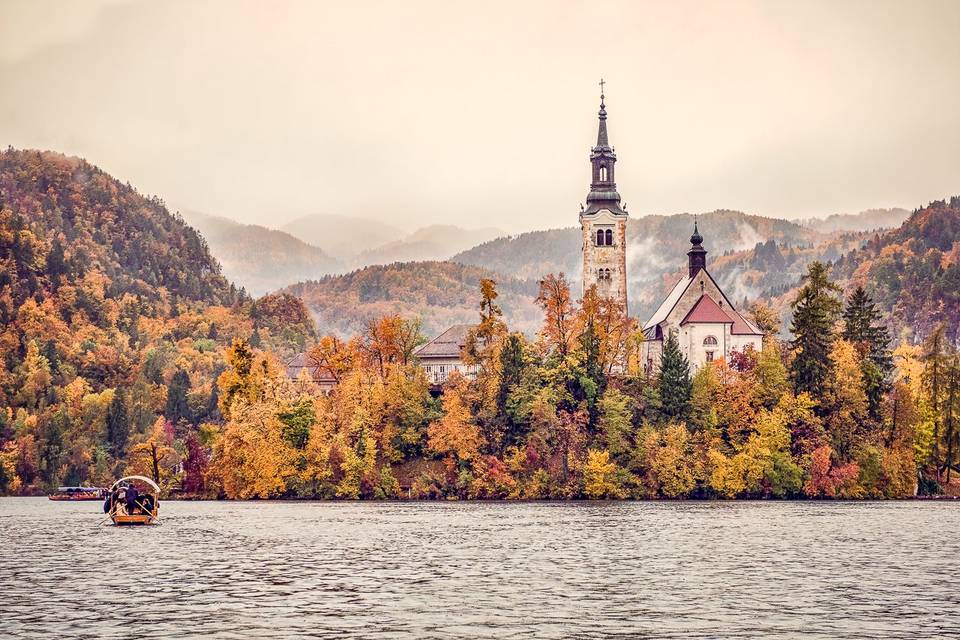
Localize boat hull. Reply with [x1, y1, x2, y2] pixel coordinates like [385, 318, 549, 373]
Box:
[111, 513, 157, 526]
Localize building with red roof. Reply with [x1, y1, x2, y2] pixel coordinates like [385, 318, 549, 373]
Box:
[640, 222, 764, 373]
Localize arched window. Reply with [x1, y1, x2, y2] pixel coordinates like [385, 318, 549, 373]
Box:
[604, 229, 613, 245]
[600, 165, 608, 181]
[703, 335, 718, 346]
[597, 268, 604, 280]
[605, 268, 611, 280]
[596, 229, 604, 246]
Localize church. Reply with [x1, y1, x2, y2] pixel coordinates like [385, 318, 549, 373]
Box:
[638, 223, 764, 374]
[579, 85, 763, 374]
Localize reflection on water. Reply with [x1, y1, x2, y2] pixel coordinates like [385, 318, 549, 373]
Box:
[2, 498, 959, 638]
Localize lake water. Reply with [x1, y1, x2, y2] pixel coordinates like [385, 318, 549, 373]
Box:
[2, 498, 959, 639]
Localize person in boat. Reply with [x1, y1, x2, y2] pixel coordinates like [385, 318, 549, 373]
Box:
[126, 485, 140, 514]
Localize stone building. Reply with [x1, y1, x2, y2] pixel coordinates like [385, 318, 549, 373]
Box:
[414, 324, 479, 385]
[284, 351, 338, 395]
[640, 223, 763, 373]
[580, 86, 628, 314]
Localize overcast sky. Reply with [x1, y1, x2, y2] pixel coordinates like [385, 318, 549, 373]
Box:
[1, 0, 958, 232]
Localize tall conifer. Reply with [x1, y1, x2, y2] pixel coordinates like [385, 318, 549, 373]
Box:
[842, 286, 893, 421]
[790, 262, 842, 398]
[658, 333, 692, 420]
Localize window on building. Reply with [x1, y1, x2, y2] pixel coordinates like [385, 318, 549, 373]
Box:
[703, 335, 718, 346]
[596, 229, 604, 246]
[706, 351, 715, 362]
[600, 166, 607, 181]
[604, 268, 611, 280]
[604, 229, 613, 245]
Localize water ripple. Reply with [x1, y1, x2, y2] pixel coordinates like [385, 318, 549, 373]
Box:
[2, 499, 959, 638]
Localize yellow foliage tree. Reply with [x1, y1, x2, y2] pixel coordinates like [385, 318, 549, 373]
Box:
[583, 449, 627, 499]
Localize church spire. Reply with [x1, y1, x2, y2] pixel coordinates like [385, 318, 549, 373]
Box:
[687, 218, 707, 277]
[596, 79, 609, 148]
[584, 79, 623, 216]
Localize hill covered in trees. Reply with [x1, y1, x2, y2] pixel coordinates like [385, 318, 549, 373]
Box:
[0, 149, 314, 494]
[283, 261, 541, 337]
[751, 199, 960, 345]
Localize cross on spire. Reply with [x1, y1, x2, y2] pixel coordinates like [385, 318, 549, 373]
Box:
[599, 78, 606, 100]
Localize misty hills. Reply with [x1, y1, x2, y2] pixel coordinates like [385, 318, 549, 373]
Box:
[181, 210, 341, 297]
[356, 224, 504, 266]
[282, 262, 541, 337]
[799, 208, 911, 234]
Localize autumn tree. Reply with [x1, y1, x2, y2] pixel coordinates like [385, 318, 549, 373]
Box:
[536, 273, 575, 356]
[427, 373, 481, 465]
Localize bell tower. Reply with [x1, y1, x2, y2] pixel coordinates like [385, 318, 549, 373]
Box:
[580, 80, 628, 314]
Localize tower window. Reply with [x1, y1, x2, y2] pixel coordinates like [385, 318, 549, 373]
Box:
[605, 268, 611, 280]
[600, 166, 608, 181]
[605, 229, 613, 245]
[596, 229, 604, 246]
[706, 351, 715, 362]
[703, 335, 718, 346]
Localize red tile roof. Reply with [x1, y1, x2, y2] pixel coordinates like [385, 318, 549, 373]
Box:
[727, 308, 762, 335]
[681, 295, 734, 325]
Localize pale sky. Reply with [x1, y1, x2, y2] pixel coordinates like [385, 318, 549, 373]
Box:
[1, 0, 958, 232]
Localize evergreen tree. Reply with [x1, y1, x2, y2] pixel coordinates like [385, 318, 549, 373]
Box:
[496, 333, 526, 450]
[922, 324, 951, 470]
[789, 262, 842, 398]
[842, 286, 893, 421]
[106, 388, 130, 457]
[165, 368, 192, 425]
[658, 333, 692, 420]
[249, 328, 262, 349]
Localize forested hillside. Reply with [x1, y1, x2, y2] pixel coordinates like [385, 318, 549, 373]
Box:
[0, 149, 314, 493]
[284, 261, 541, 337]
[831, 199, 960, 343]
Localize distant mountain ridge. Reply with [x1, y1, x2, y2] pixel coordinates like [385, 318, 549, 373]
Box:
[282, 261, 541, 337]
[181, 210, 340, 296]
[281, 213, 405, 260]
[356, 224, 504, 268]
[799, 208, 911, 234]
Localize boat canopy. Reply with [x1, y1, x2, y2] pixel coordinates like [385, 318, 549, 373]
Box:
[110, 475, 161, 493]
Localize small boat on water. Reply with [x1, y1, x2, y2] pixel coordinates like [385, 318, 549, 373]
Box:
[49, 486, 108, 501]
[104, 476, 160, 526]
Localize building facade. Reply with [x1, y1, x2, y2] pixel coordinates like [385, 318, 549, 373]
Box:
[284, 351, 338, 395]
[641, 223, 763, 373]
[580, 88, 628, 314]
[414, 324, 479, 385]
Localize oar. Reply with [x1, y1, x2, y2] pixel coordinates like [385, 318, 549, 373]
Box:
[134, 499, 160, 524]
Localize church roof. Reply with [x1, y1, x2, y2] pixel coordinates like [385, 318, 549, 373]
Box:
[727, 308, 763, 336]
[681, 295, 734, 325]
[643, 275, 692, 331]
[414, 324, 474, 359]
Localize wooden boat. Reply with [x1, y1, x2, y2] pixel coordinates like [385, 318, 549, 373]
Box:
[104, 476, 160, 526]
[49, 486, 107, 501]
